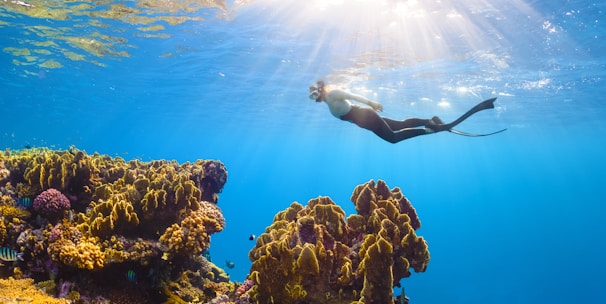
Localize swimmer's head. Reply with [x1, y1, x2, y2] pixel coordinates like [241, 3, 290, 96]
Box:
[309, 80, 326, 102]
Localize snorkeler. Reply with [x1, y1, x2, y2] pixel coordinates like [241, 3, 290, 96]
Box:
[309, 80, 506, 143]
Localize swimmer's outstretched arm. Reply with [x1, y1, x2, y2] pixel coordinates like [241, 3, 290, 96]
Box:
[331, 89, 383, 112]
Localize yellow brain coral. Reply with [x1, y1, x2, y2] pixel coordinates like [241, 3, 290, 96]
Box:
[248, 179, 430, 304]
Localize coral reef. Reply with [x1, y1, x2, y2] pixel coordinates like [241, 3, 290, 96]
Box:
[0, 147, 430, 303]
[248, 179, 430, 304]
[0, 147, 231, 303]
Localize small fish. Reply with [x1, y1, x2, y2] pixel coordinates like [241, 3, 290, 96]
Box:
[67, 210, 75, 222]
[126, 270, 136, 282]
[201, 249, 211, 262]
[249, 234, 256, 241]
[399, 287, 409, 304]
[18, 197, 32, 208]
[225, 260, 235, 269]
[0, 247, 24, 262]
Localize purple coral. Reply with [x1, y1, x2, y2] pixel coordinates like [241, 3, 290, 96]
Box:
[235, 279, 254, 304]
[33, 188, 70, 218]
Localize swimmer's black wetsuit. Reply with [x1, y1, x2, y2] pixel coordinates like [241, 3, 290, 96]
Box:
[339, 98, 499, 143]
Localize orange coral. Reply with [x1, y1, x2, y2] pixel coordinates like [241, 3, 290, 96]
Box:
[159, 201, 225, 255]
[48, 237, 105, 270]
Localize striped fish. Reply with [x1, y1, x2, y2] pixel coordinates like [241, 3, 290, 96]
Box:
[126, 270, 136, 282]
[18, 197, 32, 208]
[0, 247, 24, 262]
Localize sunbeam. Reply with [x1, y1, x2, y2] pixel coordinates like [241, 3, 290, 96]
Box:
[244, 0, 544, 91]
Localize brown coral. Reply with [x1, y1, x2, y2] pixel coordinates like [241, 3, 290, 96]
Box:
[359, 225, 394, 303]
[248, 179, 430, 304]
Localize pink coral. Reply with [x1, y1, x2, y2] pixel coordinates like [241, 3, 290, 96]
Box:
[33, 188, 70, 218]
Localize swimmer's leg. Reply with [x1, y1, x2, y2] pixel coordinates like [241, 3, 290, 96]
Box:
[349, 107, 428, 143]
[382, 117, 428, 130]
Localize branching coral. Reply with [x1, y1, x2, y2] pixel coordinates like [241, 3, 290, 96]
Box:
[48, 237, 105, 270]
[159, 201, 225, 255]
[248, 179, 430, 304]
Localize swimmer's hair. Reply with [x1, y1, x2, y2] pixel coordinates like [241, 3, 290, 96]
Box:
[316, 80, 325, 92]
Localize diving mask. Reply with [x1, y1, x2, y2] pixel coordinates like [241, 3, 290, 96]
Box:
[309, 89, 320, 100]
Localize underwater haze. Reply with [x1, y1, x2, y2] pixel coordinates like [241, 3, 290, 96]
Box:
[1, 0, 606, 303]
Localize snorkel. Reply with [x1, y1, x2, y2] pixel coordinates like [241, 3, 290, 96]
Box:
[309, 80, 325, 102]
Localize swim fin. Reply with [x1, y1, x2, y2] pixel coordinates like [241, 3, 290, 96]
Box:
[448, 128, 507, 137]
[432, 97, 498, 132]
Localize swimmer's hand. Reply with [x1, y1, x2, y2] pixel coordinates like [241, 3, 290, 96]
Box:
[370, 101, 383, 112]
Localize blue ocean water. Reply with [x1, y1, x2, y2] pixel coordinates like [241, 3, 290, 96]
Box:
[1, 0, 605, 303]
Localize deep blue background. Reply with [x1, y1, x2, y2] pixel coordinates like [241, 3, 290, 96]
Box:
[1, 0, 605, 303]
